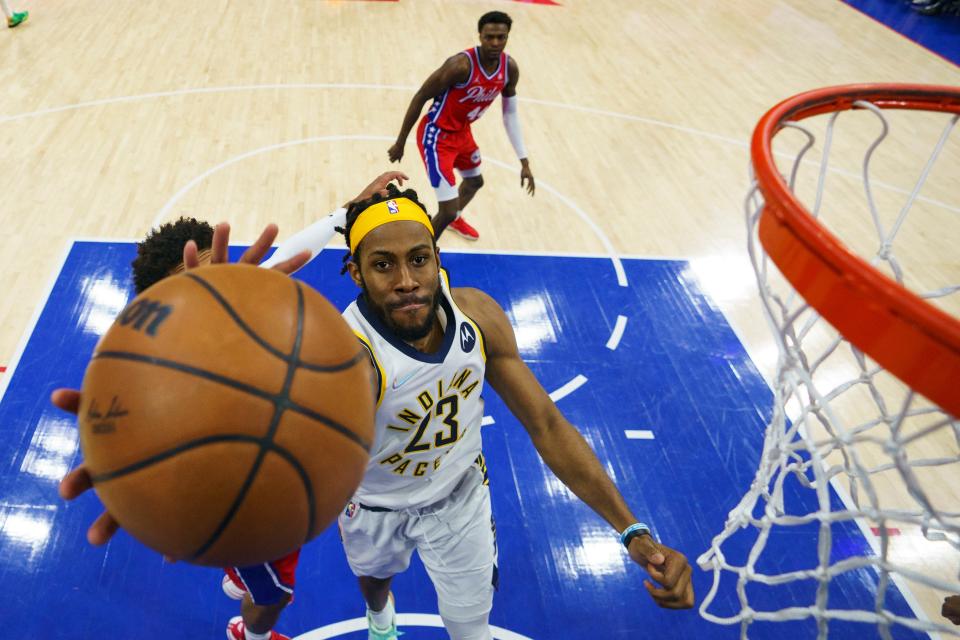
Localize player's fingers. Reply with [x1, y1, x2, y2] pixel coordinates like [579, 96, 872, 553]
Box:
[268, 250, 311, 275]
[59, 464, 93, 500]
[633, 535, 666, 567]
[182, 240, 199, 270]
[239, 224, 278, 265]
[87, 511, 120, 546]
[644, 564, 694, 608]
[660, 551, 690, 589]
[50, 388, 81, 414]
[210, 222, 231, 264]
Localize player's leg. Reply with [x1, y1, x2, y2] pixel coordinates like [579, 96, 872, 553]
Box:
[339, 505, 415, 639]
[416, 118, 471, 240]
[447, 131, 484, 240]
[457, 173, 484, 212]
[359, 576, 400, 638]
[416, 465, 497, 640]
[224, 549, 299, 640]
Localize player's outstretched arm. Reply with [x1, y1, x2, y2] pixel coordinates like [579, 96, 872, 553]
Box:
[456, 287, 693, 609]
[501, 57, 534, 196]
[258, 171, 410, 271]
[388, 55, 471, 163]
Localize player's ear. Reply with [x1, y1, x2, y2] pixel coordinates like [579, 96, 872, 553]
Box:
[347, 260, 363, 289]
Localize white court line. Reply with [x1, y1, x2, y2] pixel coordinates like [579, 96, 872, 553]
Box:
[549, 375, 588, 403]
[150, 136, 629, 288]
[295, 613, 531, 640]
[624, 430, 655, 440]
[149, 134, 391, 229]
[150, 134, 629, 355]
[483, 156, 628, 287]
[606, 315, 628, 350]
[0, 240, 76, 405]
[3, 82, 955, 214]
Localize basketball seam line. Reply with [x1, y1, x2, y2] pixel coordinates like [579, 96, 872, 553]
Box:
[91, 351, 370, 451]
[90, 434, 281, 482]
[184, 272, 362, 373]
[188, 282, 314, 561]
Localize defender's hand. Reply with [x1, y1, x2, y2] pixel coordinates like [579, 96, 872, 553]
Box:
[54, 389, 121, 547]
[520, 162, 535, 196]
[346, 171, 409, 208]
[387, 142, 405, 163]
[182, 223, 310, 275]
[628, 534, 695, 609]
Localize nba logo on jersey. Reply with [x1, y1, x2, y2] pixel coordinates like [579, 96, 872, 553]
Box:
[459, 322, 477, 353]
[387, 200, 399, 214]
[344, 501, 358, 518]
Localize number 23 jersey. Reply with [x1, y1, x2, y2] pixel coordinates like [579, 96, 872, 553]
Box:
[341, 269, 487, 510]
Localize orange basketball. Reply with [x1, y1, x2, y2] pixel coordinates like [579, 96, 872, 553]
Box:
[78, 264, 374, 567]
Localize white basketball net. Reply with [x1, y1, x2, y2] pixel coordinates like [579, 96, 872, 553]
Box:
[696, 99, 960, 638]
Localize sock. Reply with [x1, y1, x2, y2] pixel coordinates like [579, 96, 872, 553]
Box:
[368, 594, 395, 629]
[0, 0, 12, 19]
[244, 626, 271, 640]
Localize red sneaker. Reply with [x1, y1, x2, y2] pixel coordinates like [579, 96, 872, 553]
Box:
[448, 216, 479, 240]
[222, 574, 246, 601]
[226, 616, 290, 640]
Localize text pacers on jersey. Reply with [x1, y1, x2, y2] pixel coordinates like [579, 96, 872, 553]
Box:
[379, 366, 480, 477]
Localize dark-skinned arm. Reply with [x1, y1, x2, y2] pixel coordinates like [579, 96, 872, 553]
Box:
[501, 57, 534, 195]
[455, 287, 694, 609]
[388, 54, 471, 163]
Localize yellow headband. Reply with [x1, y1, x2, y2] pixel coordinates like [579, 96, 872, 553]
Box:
[349, 197, 434, 254]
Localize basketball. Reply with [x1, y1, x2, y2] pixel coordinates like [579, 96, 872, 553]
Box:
[77, 264, 375, 567]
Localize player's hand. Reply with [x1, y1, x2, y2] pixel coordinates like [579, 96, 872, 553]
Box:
[181, 223, 310, 275]
[944, 595, 960, 625]
[55, 388, 177, 561]
[345, 171, 409, 208]
[520, 160, 535, 196]
[388, 141, 405, 163]
[53, 389, 121, 547]
[628, 534, 695, 609]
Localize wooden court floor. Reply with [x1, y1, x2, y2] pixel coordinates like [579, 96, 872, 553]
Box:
[1, 0, 957, 631]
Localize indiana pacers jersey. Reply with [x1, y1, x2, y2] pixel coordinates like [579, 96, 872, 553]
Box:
[426, 47, 509, 132]
[341, 269, 487, 510]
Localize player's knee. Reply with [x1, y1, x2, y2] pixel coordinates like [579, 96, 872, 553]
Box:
[464, 175, 484, 191]
[441, 612, 493, 640]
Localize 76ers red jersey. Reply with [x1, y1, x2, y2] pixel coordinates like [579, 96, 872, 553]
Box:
[426, 47, 508, 132]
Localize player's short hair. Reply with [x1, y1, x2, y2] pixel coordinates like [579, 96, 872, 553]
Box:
[131, 217, 214, 293]
[478, 11, 512, 32]
[336, 184, 432, 275]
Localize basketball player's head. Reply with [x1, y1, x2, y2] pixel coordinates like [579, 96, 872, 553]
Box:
[131, 217, 214, 293]
[338, 185, 441, 343]
[477, 11, 511, 61]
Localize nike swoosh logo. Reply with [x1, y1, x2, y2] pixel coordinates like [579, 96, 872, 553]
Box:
[392, 368, 422, 389]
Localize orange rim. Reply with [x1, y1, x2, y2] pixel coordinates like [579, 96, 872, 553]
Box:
[753, 84, 960, 418]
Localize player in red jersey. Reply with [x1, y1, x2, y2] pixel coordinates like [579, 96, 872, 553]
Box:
[388, 11, 534, 241]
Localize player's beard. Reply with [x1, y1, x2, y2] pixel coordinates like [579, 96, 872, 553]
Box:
[363, 283, 443, 343]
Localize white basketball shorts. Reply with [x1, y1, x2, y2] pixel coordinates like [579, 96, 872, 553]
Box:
[337, 465, 498, 622]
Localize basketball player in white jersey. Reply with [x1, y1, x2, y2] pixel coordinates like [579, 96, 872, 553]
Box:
[328, 184, 693, 639]
[57, 174, 694, 640]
